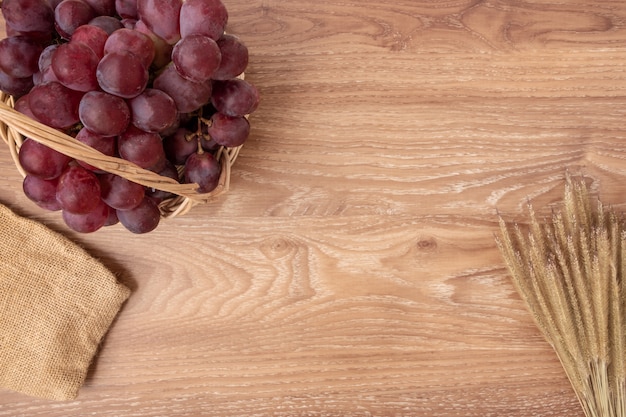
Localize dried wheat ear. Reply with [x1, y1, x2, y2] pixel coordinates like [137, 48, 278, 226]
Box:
[497, 175, 626, 417]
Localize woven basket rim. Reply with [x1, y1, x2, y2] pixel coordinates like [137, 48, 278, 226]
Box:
[0, 92, 242, 218]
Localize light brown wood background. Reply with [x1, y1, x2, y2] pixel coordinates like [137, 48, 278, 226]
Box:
[2, 0, 626, 415]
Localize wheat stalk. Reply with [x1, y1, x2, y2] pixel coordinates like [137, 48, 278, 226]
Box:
[496, 174, 626, 417]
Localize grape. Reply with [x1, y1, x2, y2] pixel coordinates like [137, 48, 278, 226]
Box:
[128, 88, 177, 133]
[56, 165, 102, 214]
[104, 207, 119, 226]
[184, 151, 220, 193]
[200, 135, 220, 152]
[38, 44, 57, 72]
[159, 114, 180, 138]
[213, 34, 248, 80]
[99, 173, 145, 210]
[23, 175, 62, 211]
[18, 138, 72, 179]
[1, 0, 54, 34]
[70, 24, 108, 58]
[153, 64, 212, 113]
[35, 44, 59, 84]
[211, 78, 259, 117]
[88, 15, 124, 34]
[14, 94, 38, 119]
[104, 28, 155, 69]
[0, 36, 43, 78]
[33, 66, 59, 85]
[145, 160, 178, 201]
[28, 81, 83, 128]
[207, 112, 249, 147]
[4, 24, 54, 44]
[45, 0, 64, 10]
[54, 0, 96, 39]
[116, 0, 137, 19]
[62, 198, 110, 232]
[0, 69, 33, 97]
[179, 0, 227, 41]
[118, 125, 166, 170]
[172, 34, 221, 82]
[116, 196, 160, 234]
[137, 0, 181, 44]
[82, 0, 115, 17]
[134, 19, 173, 69]
[75, 127, 117, 171]
[79, 91, 130, 136]
[163, 127, 199, 165]
[96, 50, 149, 98]
[51, 41, 99, 92]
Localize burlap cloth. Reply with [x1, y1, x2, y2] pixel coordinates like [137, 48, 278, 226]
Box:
[0, 203, 130, 401]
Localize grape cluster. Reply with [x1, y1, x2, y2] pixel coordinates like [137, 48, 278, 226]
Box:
[0, 0, 259, 234]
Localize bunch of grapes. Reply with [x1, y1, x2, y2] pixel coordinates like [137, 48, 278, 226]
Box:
[0, 0, 259, 234]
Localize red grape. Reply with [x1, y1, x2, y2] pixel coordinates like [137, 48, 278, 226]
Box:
[45, 0, 64, 10]
[96, 50, 149, 98]
[115, 0, 137, 19]
[127, 88, 178, 133]
[28, 81, 83, 128]
[118, 125, 166, 170]
[163, 127, 199, 165]
[38, 44, 57, 72]
[79, 91, 130, 136]
[207, 112, 250, 147]
[104, 207, 119, 226]
[56, 165, 102, 214]
[116, 196, 161, 234]
[62, 198, 110, 232]
[51, 41, 99, 92]
[179, 0, 227, 41]
[153, 63, 212, 113]
[137, 0, 181, 44]
[23, 174, 62, 211]
[1, 0, 54, 34]
[75, 127, 117, 171]
[99, 172, 145, 210]
[172, 34, 221, 82]
[104, 28, 155, 69]
[145, 160, 178, 201]
[184, 151, 220, 193]
[19, 138, 72, 179]
[200, 135, 220, 153]
[70, 24, 108, 58]
[134, 19, 173, 69]
[34, 45, 60, 84]
[213, 34, 248, 80]
[14, 94, 38, 119]
[54, 0, 96, 39]
[82, 0, 115, 17]
[0, 36, 43, 78]
[0, 69, 33, 97]
[88, 15, 124, 34]
[211, 78, 259, 117]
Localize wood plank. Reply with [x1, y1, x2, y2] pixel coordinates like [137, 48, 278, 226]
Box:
[1, 0, 625, 415]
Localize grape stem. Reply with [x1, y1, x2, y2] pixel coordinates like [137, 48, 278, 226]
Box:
[199, 116, 213, 127]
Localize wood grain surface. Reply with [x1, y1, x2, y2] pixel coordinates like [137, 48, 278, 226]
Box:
[2, 0, 626, 415]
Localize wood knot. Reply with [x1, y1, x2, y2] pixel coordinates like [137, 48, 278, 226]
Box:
[416, 237, 438, 251]
[259, 236, 298, 260]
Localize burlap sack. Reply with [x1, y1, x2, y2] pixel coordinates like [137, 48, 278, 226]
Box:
[0, 203, 130, 401]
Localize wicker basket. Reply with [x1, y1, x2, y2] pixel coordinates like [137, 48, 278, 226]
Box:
[0, 91, 243, 219]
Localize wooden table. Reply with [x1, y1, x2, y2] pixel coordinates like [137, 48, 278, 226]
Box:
[1, 1, 626, 415]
